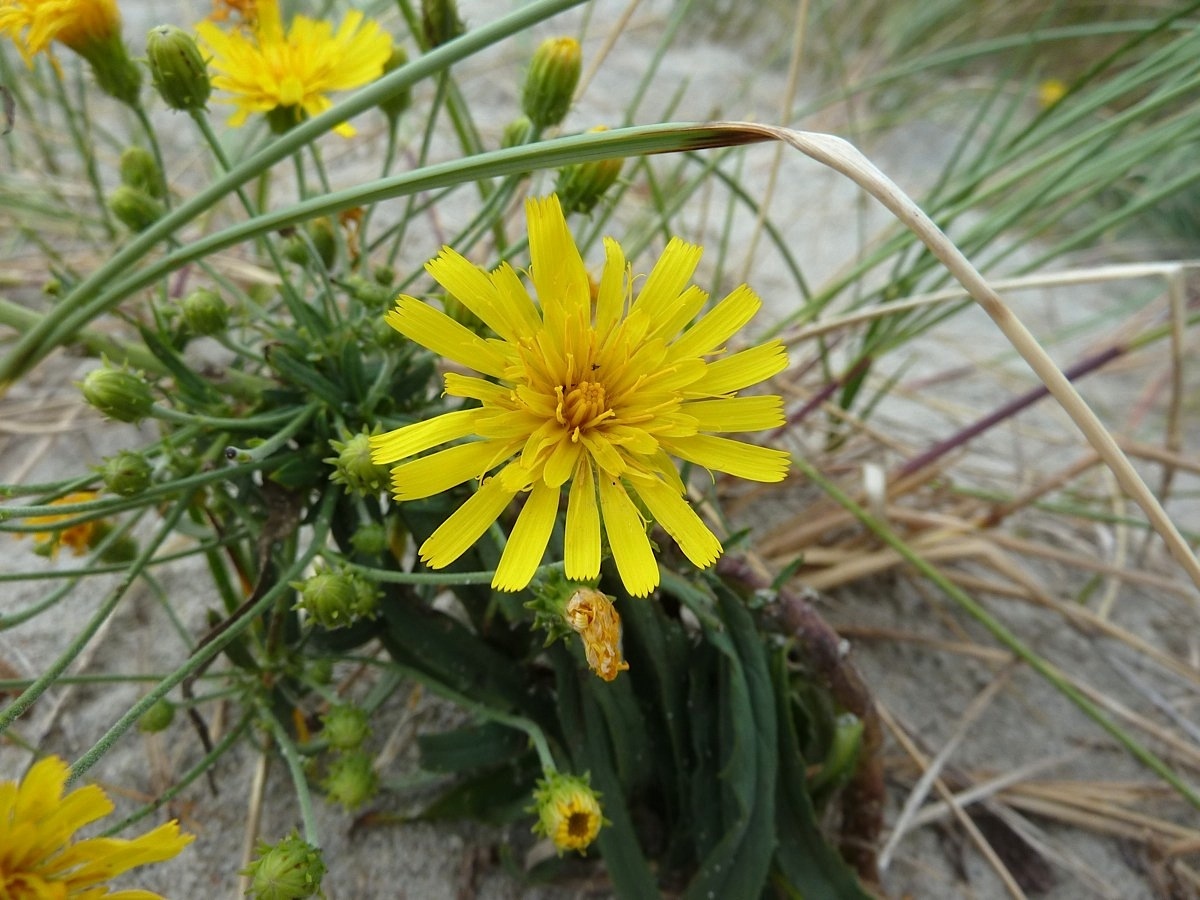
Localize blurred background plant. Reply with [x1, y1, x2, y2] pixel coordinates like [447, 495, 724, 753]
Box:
[1, 0, 1199, 896]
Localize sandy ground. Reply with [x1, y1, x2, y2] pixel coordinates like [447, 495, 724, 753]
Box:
[3, 1, 1199, 897]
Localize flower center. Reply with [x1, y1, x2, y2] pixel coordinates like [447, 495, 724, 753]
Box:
[556, 380, 612, 433]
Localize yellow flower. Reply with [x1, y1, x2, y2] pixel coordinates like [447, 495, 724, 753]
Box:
[24, 491, 100, 557]
[370, 195, 790, 597]
[195, 0, 392, 137]
[566, 587, 628, 681]
[1038, 78, 1067, 109]
[0, 0, 120, 63]
[531, 771, 604, 855]
[0, 755, 192, 898]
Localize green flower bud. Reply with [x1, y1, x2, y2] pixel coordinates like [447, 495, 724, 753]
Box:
[421, 0, 464, 48]
[322, 751, 378, 811]
[370, 315, 405, 350]
[243, 832, 325, 900]
[344, 275, 392, 311]
[293, 567, 377, 629]
[118, 146, 164, 198]
[108, 184, 165, 232]
[101, 450, 152, 496]
[307, 657, 335, 686]
[146, 24, 211, 111]
[326, 431, 389, 495]
[379, 45, 411, 122]
[137, 697, 175, 733]
[555, 129, 624, 215]
[321, 705, 370, 751]
[442, 292, 486, 335]
[43, 278, 62, 297]
[80, 33, 142, 106]
[521, 37, 581, 130]
[349, 522, 388, 557]
[80, 363, 154, 423]
[283, 218, 337, 269]
[501, 115, 534, 149]
[181, 287, 230, 336]
[374, 265, 395, 287]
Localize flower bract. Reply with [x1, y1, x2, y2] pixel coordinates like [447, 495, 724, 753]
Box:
[195, 0, 391, 136]
[0, 755, 192, 897]
[371, 194, 790, 597]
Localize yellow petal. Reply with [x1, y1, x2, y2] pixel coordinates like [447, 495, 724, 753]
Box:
[651, 284, 708, 342]
[631, 237, 703, 328]
[386, 297, 509, 378]
[490, 261, 544, 341]
[425, 248, 528, 344]
[598, 476, 658, 597]
[543, 433, 583, 488]
[594, 237, 628, 339]
[492, 481, 560, 591]
[668, 284, 761, 361]
[565, 459, 601, 580]
[419, 471, 520, 568]
[691, 340, 788, 395]
[683, 395, 784, 432]
[631, 477, 722, 570]
[661, 434, 791, 483]
[526, 195, 590, 324]
[370, 409, 477, 464]
[443, 373, 512, 405]
[390, 442, 498, 500]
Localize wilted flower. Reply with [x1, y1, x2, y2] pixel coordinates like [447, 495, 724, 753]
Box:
[22, 491, 100, 557]
[565, 587, 628, 681]
[370, 194, 790, 597]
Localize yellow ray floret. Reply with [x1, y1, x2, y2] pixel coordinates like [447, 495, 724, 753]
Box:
[370, 194, 791, 596]
[195, 0, 390, 136]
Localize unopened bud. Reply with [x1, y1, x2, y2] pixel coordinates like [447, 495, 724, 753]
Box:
[379, 45, 411, 121]
[181, 287, 230, 336]
[283, 219, 337, 269]
[555, 129, 623, 214]
[501, 115, 534, 149]
[146, 25, 211, 111]
[138, 698, 175, 733]
[80, 363, 154, 423]
[108, 184, 164, 232]
[421, 0, 464, 48]
[321, 705, 370, 750]
[243, 832, 325, 900]
[521, 37, 581, 130]
[322, 751, 378, 810]
[119, 146, 164, 198]
[326, 431, 389, 495]
[102, 450, 152, 496]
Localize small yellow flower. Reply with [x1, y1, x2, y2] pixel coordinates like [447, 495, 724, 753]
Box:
[566, 587, 628, 681]
[371, 195, 790, 597]
[0, 755, 192, 897]
[0, 0, 121, 63]
[531, 771, 604, 855]
[23, 491, 100, 557]
[195, 0, 392, 137]
[1038, 78, 1067, 109]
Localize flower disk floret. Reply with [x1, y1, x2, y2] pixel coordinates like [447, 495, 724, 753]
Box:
[370, 195, 790, 597]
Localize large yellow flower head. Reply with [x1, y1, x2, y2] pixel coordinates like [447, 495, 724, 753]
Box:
[195, 0, 391, 137]
[0, 0, 121, 63]
[370, 195, 791, 597]
[0, 755, 192, 897]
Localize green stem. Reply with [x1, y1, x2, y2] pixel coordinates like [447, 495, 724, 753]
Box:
[0, 0, 592, 387]
[789, 453, 1200, 810]
[264, 708, 321, 846]
[66, 488, 337, 784]
[0, 492, 193, 736]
